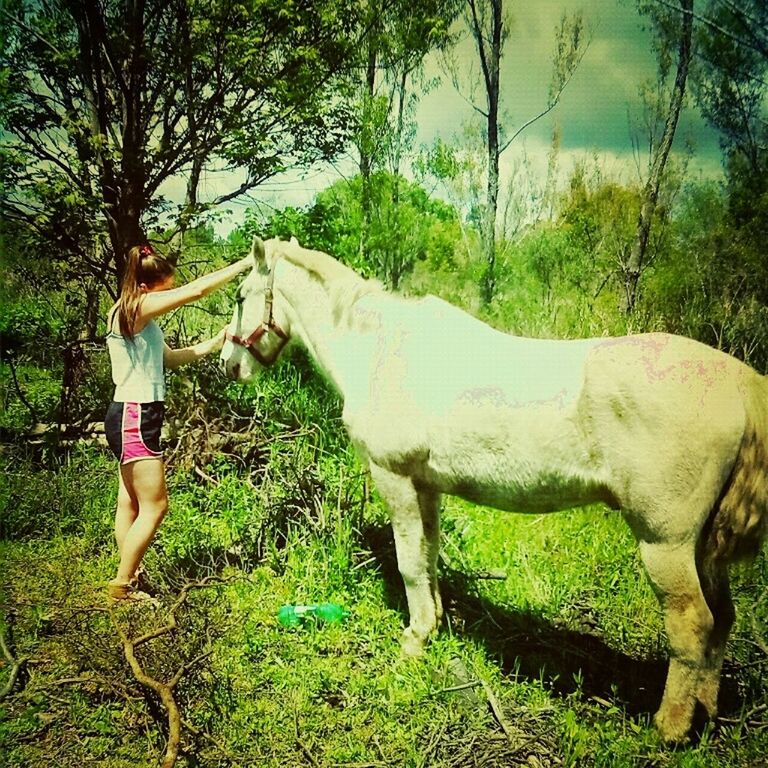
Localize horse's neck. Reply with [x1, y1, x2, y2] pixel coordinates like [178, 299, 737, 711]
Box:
[276, 263, 378, 400]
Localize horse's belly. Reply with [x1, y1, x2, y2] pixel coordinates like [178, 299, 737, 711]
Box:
[424, 456, 610, 513]
[421, 403, 612, 513]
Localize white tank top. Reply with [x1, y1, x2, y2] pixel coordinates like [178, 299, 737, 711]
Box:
[107, 318, 166, 403]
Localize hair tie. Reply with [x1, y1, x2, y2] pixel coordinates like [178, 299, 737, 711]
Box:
[139, 244, 153, 258]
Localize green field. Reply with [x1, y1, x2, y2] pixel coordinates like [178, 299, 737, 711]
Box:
[2, 380, 767, 767]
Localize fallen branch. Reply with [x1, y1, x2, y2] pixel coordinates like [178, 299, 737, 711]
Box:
[0, 614, 26, 700]
[193, 465, 219, 486]
[294, 707, 321, 768]
[720, 703, 768, 727]
[439, 680, 482, 694]
[110, 576, 223, 768]
[479, 677, 514, 742]
[473, 569, 507, 580]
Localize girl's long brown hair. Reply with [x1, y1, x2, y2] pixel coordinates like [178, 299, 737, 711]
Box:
[117, 244, 175, 339]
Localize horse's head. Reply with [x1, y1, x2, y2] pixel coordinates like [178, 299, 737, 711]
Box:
[220, 235, 292, 381]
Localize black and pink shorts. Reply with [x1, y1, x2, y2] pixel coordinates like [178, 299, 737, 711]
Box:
[104, 401, 165, 464]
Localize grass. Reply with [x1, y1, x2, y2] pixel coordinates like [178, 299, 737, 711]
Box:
[2, 439, 768, 768]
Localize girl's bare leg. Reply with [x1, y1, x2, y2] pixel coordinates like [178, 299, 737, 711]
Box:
[115, 468, 139, 558]
[113, 458, 169, 585]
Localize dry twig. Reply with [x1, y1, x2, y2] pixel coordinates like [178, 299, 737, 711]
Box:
[0, 614, 26, 700]
[478, 677, 514, 741]
[110, 576, 223, 768]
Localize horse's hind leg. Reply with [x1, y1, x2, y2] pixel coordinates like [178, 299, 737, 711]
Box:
[370, 462, 442, 656]
[639, 540, 715, 741]
[697, 556, 735, 720]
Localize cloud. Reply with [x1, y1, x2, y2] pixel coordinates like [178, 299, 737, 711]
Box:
[418, 0, 721, 173]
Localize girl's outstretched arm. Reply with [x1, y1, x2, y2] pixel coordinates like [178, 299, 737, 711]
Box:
[141, 257, 252, 321]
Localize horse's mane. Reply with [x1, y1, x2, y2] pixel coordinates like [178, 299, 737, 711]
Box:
[276, 240, 384, 329]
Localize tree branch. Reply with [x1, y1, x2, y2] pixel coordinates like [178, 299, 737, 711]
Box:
[109, 577, 225, 768]
[0, 615, 27, 700]
[0, 9, 64, 57]
[651, 0, 766, 57]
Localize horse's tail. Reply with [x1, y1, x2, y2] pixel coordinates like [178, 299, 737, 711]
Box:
[705, 372, 768, 565]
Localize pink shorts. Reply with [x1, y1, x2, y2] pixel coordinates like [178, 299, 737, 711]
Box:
[104, 401, 164, 464]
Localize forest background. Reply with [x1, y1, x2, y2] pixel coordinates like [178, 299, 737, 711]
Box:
[2, 1, 768, 766]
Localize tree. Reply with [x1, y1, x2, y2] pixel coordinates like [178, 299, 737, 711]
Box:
[0, 0, 363, 303]
[352, 0, 460, 279]
[624, 0, 693, 314]
[247, 173, 461, 289]
[454, 1, 586, 303]
[691, 0, 768, 219]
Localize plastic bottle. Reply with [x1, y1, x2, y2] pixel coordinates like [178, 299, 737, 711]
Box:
[277, 603, 350, 627]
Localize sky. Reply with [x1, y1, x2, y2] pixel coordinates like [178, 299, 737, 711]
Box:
[171, 0, 724, 233]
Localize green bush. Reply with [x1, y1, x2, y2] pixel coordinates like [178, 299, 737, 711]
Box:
[0, 448, 115, 542]
[0, 296, 64, 360]
[0, 362, 61, 431]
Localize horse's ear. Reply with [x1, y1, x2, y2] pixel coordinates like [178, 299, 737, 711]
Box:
[250, 235, 265, 264]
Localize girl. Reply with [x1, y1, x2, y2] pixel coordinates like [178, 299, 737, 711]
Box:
[104, 242, 251, 601]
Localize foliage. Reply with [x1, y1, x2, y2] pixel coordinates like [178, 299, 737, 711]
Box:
[244, 172, 463, 289]
[0, 448, 115, 541]
[692, 0, 768, 179]
[0, 0, 364, 287]
[644, 179, 768, 370]
[0, 362, 61, 433]
[351, 0, 460, 173]
[446, 0, 587, 303]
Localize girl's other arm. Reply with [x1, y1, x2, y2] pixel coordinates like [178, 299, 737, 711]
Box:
[163, 328, 226, 369]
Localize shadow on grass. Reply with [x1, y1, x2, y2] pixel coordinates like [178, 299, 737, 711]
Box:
[361, 521, 745, 723]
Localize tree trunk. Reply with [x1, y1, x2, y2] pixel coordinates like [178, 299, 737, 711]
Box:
[72, 0, 147, 288]
[467, 0, 503, 305]
[483, 102, 499, 304]
[623, 0, 693, 314]
[389, 68, 409, 291]
[177, 0, 201, 254]
[359, 23, 378, 262]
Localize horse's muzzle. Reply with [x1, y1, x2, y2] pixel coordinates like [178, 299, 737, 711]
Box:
[229, 361, 241, 379]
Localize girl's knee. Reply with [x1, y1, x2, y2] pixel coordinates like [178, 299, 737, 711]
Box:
[117, 498, 139, 518]
[141, 500, 168, 523]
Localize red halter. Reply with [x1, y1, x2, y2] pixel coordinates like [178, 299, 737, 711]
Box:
[225, 261, 290, 367]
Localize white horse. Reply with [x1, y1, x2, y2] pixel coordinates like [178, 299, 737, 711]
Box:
[220, 236, 768, 741]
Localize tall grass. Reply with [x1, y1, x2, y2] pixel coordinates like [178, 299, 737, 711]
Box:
[3, 240, 768, 766]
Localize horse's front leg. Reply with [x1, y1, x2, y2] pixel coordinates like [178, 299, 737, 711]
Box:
[369, 462, 442, 656]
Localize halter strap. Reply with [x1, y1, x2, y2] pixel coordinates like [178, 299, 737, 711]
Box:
[225, 259, 290, 366]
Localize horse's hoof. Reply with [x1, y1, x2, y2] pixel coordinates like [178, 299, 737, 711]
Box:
[654, 710, 692, 743]
[400, 628, 426, 658]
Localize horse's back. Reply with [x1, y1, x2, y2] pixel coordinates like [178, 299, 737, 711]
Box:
[380, 294, 602, 412]
[357, 300, 759, 523]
